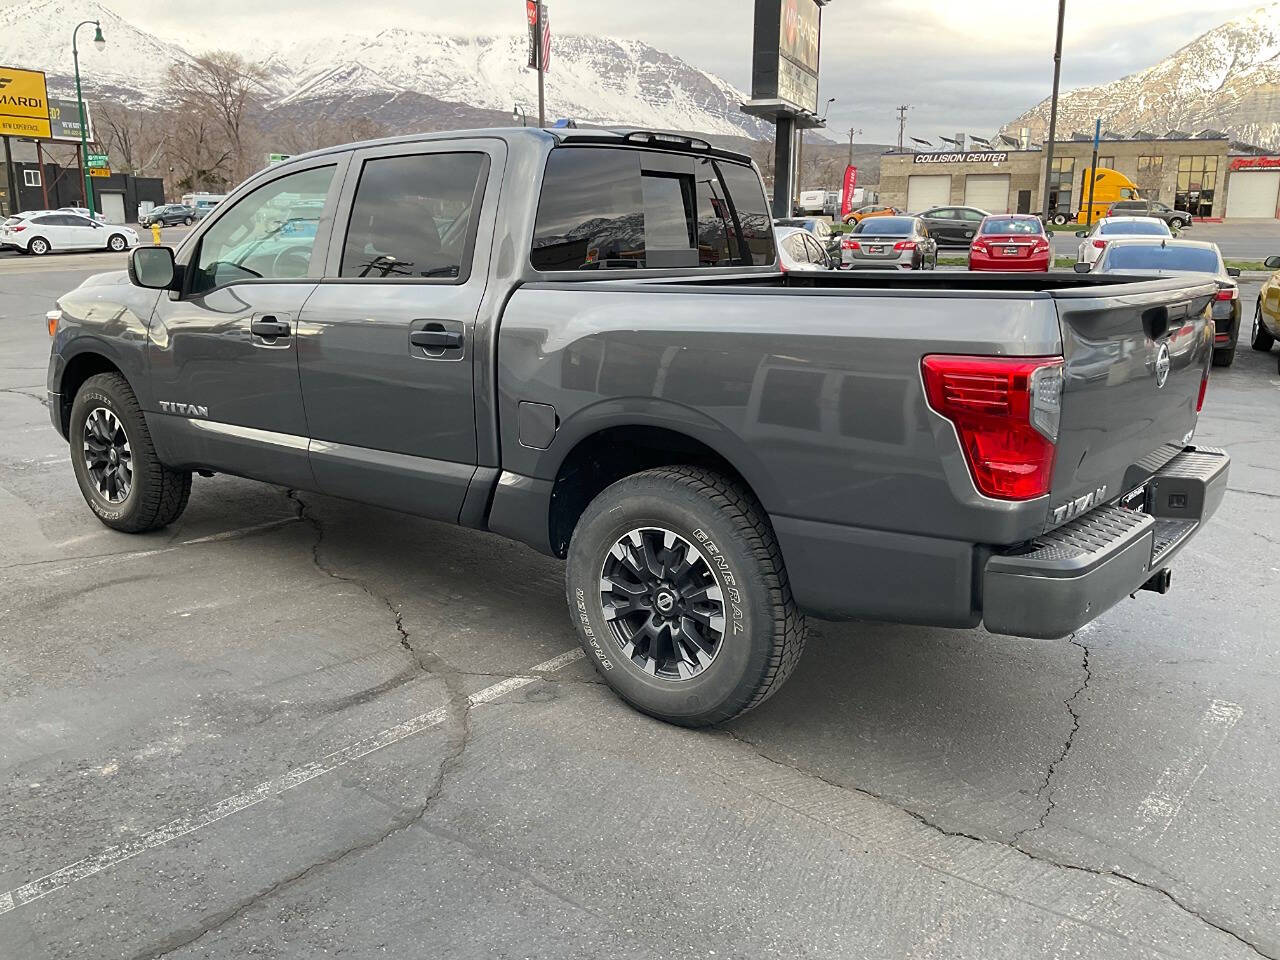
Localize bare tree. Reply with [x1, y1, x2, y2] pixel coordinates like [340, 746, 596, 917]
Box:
[167, 52, 270, 185]
[94, 101, 167, 176]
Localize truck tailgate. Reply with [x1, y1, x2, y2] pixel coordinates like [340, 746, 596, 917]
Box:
[1047, 277, 1217, 529]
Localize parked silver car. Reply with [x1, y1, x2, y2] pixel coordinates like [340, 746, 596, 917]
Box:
[839, 216, 937, 270]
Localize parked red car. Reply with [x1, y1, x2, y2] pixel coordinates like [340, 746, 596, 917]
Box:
[968, 215, 1051, 271]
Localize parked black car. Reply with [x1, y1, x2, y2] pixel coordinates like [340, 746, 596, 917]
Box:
[915, 206, 990, 247]
[139, 204, 196, 227]
[1107, 199, 1193, 230]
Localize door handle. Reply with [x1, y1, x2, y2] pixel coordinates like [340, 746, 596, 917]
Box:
[251, 317, 291, 338]
[410, 329, 463, 350]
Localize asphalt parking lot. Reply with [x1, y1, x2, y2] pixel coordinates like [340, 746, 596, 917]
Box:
[2, 257, 1279, 959]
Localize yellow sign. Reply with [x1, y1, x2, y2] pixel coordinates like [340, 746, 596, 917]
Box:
[0, 65, 51, 139]
[88, 167, 110, 178]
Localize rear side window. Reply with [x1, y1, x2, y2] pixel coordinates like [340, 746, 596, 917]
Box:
[341, 152, 487, 280]
[531, 148, 774, 270]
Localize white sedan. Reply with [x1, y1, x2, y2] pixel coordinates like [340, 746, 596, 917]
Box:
[1075, 216, 1172, 269]
[0, 211, 138, 256]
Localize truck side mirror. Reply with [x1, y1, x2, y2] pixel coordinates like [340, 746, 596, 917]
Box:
[129, 246, 178, 290]
[1073, 262, 1092, 274]
[1265, 256, 1280, 270]
[1227, 267, 1241, 278]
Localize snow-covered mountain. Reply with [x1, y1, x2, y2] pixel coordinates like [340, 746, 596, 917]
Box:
[1004, 3, 1280, 149]
[0, 0, 769, 139]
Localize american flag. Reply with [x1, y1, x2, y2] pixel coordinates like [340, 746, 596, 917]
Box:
[527, 1, 551, 73]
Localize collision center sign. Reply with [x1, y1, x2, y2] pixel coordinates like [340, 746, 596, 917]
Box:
[0, 65, 51, 139]
[913, 151, 1009, 164]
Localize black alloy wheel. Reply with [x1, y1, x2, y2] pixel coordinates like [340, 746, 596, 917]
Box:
[600, 527, 725, 681]
[82, 406, 133, 503]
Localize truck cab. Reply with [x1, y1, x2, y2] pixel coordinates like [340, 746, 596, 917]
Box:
[1076, 167, 1141, 224]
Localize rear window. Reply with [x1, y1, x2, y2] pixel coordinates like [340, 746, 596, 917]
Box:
[980, 217, 1043, 235]
[531, 148, 774, 270]
[852, 217, 913, 235]
[1102, 244, 1220, 273]
[1100, 219, 1168, 236]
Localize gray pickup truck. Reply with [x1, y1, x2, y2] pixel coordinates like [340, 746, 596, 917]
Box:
[45, 128, 1229, 726]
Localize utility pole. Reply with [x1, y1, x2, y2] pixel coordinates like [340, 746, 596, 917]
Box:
[1085, 117, 1101, 225]
[896, 105, 910, 153]
[847, 127, 862, 167]
[1041, 0, 1067, 221]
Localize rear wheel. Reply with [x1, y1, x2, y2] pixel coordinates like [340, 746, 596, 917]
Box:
[1213, 346, 1235, 367]
[184, 216, 193, 225]
[69, 373, 191, 532]
[565, 466, 806, 727]
[1252, 303, 1276, 352]
[28, 236, 49, 256]
[1051, 213, 1069, 226]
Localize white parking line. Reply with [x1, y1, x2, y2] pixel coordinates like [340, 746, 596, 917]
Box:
[0, 647, 585, 916]
[44, 518, 301, 576]
[1136, 698, 1243, 843]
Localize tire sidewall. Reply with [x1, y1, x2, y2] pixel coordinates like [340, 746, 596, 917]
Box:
[566, 477, 775, 725]
[108, 234, 126, 251]
[29, 237, 49, 255]
[70, 381, 140, 526]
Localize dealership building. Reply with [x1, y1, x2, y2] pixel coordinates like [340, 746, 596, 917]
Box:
[878, 131, 1280, 220]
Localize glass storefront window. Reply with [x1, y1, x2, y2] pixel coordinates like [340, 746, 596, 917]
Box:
[1048, 157, 1075, 215]
[1175, 155, 1218, 218]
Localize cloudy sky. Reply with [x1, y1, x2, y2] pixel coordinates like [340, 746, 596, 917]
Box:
[9, 0, 1262, 141]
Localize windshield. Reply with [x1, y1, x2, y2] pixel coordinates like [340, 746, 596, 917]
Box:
[853, 217, 913, 236]
[1101, 220, 1168, 236]
[980, 218, 1042, 235]
[1102, 244, 1220, 273]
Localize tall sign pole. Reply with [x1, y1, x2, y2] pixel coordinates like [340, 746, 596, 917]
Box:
[1085, 116, 1101, 226]
[527, 1, 549, 127]
[1041, 0, 1067, 221]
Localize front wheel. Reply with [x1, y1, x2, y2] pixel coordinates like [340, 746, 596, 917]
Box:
[565, 466, 806, 727]
[1252, 304, 1276, 352]
[69, 373, 191, 532]
[107, 233, 128, 252]
[1052, 213, 1069, 226]
[184, 217, 193, 225]
[28, 237, 50, 256]
[1170, 218, 1186, 230]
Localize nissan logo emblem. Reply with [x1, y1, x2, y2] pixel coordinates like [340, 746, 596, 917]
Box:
[1155, 343, 1171, 389]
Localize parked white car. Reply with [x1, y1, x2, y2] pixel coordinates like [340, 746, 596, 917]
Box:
[775, 226, 836, 272]
[1075, 216, 1172, 268]
[0, 211, 138, 255]
[56, 205, 109, 224]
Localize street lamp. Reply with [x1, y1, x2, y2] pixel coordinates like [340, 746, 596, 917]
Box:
[513, 104, 527, 126]
[73, 19, 104, 217]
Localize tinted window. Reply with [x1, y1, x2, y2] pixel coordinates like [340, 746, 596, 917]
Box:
[341, 152, 486, 280]
[1100, 220, 1168, 236]
[960, 209, 988, 221]
[531, 149, 773, 270]
[1102, 244, 1220, 273]
[980, 217, 1043, 235]
[31, 215, 58, 225]
[852, 217, 913, 235]
[190, 164, 334, 295]
[66, 215, 98, 228]
[927, 208, 954, 219]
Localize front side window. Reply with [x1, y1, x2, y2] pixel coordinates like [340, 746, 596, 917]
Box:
[190, 165, 335, 295]
[341, 152, 486, 280]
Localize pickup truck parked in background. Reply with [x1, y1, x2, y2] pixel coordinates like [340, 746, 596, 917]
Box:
[45, 128, 1229, 726]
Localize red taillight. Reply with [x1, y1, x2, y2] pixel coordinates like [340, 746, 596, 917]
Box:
[12, 224, 25, 232]
[894, 240, 917, 251]
[921, 355, 1064, 501]
[971, 242, 988, 255]
[1092, 239, 1107, 249]
[1215, 288, 1236, 301]
[841, 239, 859, 250]
[1197, 367, 1209, 412]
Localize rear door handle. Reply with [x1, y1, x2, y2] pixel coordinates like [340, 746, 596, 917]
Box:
[410, 329, 463, 350]
[251, 317, 291, 338]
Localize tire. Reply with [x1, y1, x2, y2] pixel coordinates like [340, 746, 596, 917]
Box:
[1252, 304, 1275, 352]
[1212, 346, 1235, 368]
[107, 233, 127, 252]
[1170, 218, 1186, 230]
[184, 217, 193, 225]
[69, 373, 191, 533]
[1052, 213, 1068, 226]
[565, 466, 806, 727]
[28, 236, 49, 256]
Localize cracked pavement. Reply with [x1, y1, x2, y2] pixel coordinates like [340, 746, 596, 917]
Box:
[1, 265, 1278, 958]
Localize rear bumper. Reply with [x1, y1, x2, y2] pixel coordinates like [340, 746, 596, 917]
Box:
[982, 446, 1229, 639]
[969, 257, 1050, 272]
